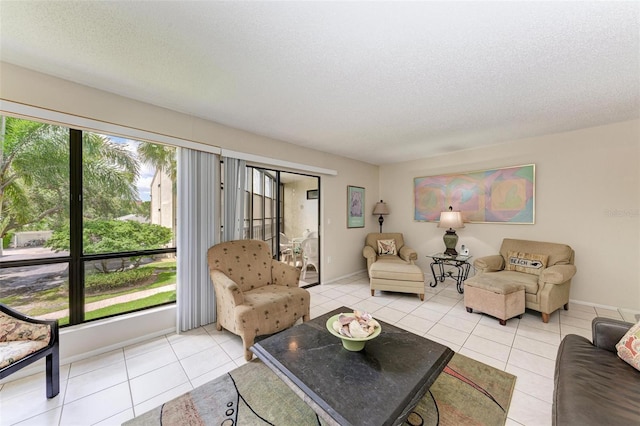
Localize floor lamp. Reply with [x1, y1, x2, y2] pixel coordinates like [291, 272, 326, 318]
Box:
[373, 200, 390, 233]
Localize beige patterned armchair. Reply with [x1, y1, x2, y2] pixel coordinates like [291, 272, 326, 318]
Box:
[207, 240, 311, 360]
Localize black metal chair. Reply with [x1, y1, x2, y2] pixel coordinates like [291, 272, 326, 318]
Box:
[0, 304, 60, 398]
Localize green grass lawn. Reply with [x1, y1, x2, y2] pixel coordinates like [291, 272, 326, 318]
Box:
[2, 259, 177, 318]
[57, 291, 176, 326]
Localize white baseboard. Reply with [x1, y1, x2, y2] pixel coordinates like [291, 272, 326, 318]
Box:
[322, 269, 368, 285]
[568, 298, 622, 312]
[61, 326, 177, 366]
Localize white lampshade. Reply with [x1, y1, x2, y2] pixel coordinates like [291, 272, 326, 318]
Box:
[438, 210, 464, 230]
[372, 201, 390, 215]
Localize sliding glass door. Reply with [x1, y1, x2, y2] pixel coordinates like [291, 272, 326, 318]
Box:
[244, 167, 320, 286]
[279, 172, 319, 286]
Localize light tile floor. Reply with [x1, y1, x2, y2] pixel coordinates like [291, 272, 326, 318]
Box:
[0, 272, 625, 426]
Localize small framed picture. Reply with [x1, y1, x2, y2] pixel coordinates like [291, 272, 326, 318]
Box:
[347, 186, 365, 228]
[306, 189, 319, 200]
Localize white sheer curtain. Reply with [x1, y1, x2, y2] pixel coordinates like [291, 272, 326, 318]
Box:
[222, 156, 246, 241]
[176, 148, 220, 332]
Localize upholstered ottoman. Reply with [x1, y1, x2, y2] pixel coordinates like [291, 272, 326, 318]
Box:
[369, 262, 425, 301]
[464, 276, 525, 325]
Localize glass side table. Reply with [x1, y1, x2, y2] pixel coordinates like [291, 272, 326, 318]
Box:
[426, 253, 472, 294]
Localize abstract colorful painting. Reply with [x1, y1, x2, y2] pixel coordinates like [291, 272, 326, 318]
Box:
[414, 164, 535, 224]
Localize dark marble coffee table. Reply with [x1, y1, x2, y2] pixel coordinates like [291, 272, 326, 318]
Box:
[251, 306, 454, 426]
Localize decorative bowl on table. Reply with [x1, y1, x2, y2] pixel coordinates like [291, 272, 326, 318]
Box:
[326, 311, 381, 351]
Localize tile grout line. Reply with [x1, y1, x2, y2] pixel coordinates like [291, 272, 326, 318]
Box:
[56, 356, 73, 426]
[504, 316, 522, 383]
[122, 346, 136, 419]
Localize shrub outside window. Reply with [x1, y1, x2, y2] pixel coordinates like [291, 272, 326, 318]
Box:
[0, 116, 176, 325]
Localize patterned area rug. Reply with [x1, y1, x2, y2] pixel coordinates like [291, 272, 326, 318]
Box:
[125, 353, 516, 425]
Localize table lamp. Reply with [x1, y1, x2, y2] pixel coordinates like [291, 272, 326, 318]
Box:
[438, 206, 464, 256]
[372, 200, 390, 233]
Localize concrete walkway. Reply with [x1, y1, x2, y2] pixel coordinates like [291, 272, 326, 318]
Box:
[45, 284, 176, 320]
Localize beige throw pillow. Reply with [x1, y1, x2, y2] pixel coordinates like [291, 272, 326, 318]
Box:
[505, 251, 548, 276]
[616, 320, 640, 371]
[377, 239, 397, 256]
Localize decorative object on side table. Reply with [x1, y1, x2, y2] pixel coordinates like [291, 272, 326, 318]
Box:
[372, 199, 390, 232]
[438, 206, 464, 255]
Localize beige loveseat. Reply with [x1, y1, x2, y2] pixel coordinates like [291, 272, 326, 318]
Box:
[208, 240, 311, 361]
[466, 238, 576, 323]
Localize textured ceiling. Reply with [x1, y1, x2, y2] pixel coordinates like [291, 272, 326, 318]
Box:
[1, 1, 638, 165]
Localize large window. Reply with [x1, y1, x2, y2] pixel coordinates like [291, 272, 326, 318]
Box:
[0, 117, 176, 326]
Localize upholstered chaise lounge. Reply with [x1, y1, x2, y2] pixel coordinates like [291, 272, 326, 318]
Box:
[363, 233, 417, 272]
[0, 304, 60, 398]
[207, 240, 311, 361]
[465, 238, 576, 323]
[363, 233, 425, 300]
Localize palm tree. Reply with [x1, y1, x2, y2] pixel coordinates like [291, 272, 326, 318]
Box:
[82, 132, 140, 220]
[0, 116, 139, 256]
[137, 142, 176, 181]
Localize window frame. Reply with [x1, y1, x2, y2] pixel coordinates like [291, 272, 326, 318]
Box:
[0, 121, 177, 326]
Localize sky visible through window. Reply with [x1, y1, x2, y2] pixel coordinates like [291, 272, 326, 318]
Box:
[111, 136, 156, 202]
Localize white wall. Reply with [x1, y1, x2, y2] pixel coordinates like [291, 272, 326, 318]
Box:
[380, 119, 640, 310]
[284, 178, 318, 238]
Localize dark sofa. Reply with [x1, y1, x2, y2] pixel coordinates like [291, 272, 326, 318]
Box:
[553, 317, 639, 425]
